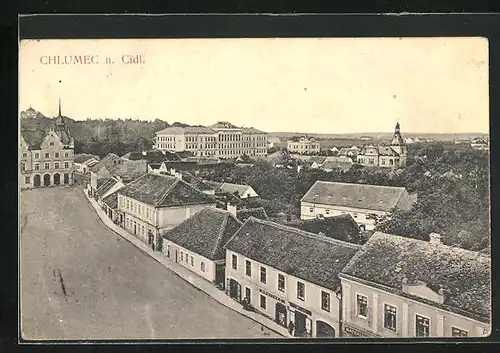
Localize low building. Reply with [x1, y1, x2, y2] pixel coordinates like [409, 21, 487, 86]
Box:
[219, 182, 258, 199]
[161, 207, 242, 287]
[236, 207, 269, 223]
[74, 154, 99, 174]
[300, 181, 414, 230]
[95, 177, 125, 206]
[102, 191, 119, 223]
[117, 173, 217, 251]
[287, 136, 320, 154]
[339, 232, 491, 338]
[224, 217, 361, 337]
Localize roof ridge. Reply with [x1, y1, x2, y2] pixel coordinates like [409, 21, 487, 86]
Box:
[211, 213, 230, 259]
[246, 217, 362, 250]
[315, 180, 406, 190]
[154, 177, 180, 208]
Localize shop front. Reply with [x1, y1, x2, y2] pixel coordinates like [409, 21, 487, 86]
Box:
[289, 302, 313, 337]
[258, 288, 288, 328]
[342, 323, 380, 338]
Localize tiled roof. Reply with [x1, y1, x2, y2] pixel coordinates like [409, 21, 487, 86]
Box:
[301, 181, 410, 212]
[378, 146, 400, 156]
[340, 232, 491, 323]
[118, 173, 216, 208]
[102, 192, 119, 209]
[224, 217, 361, 291]
[156, 126, 216, 135]
[309, 156, 327, 164]
[210, 121, 240, 129]
[162, 207, 242, 260]
[95, 178, 118, 197]
[90, 153, 121, 173]
[219, 183, 254, 196]
[241, 127, 266, 135]
[21, 128, 46, 149]
[236, 207, 269, 223]
[97, 179, 108, 188]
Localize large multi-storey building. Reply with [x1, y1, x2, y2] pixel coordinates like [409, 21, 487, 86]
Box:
[154, 121, 267, 159]
[20, 102, 75, 189]
[357, 123, 408, 168]
[287, 136, 320, 154]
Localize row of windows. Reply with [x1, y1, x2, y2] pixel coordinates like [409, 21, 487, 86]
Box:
[355, 294, 468, 337]
[186, 136, 217, 142]
[23, 151, 71, 159]
[233, 255, 331, 312]
[308, 208, 359, 218]
[158, 136, 177, 142]
[174, 248, 206, 272]
[122, 197, 154, 220]
[22, 161, 71, 171]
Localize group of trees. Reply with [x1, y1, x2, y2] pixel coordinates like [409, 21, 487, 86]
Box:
[202, 144, 489, 251]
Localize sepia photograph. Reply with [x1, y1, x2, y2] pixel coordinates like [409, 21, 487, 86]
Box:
[19, 36, 490, 341]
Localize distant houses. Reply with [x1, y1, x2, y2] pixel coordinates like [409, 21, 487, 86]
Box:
[219, 182, 259, 199]
[300, 181, 415, 230]
[356, 123, 407, 168]
[287, 136, 320, 154]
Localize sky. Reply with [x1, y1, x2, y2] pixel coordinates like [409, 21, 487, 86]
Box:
[19, 37, 489, 134]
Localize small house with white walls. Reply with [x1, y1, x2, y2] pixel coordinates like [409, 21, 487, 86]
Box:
[300, 181, 415, 230]
[219, 182, 258, 199]
[161, 207, 242, 287]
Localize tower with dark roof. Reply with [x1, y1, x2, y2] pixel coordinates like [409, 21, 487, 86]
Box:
[389, 122, 407, 161]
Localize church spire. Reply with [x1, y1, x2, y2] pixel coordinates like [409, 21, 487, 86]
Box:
[58, 98, 62, 117]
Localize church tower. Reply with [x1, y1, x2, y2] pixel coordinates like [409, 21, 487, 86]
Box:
[390, 122, 407, 165]
[53, 98, 74, 148]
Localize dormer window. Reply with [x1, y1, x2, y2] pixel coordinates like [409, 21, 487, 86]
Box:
[50, 142, 54, 146]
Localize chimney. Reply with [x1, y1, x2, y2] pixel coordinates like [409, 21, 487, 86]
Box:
[429, 232, 441, 245]
[227, 202, 237, 217]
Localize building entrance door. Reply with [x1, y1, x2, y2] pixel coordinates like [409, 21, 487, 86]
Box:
[275, 303, 287, 328]
[53, 173, 60, 185]
[294, 311, 307, 337]
[133, 223, 137, 235]
[316, 321, 336, 338]
[229, 279, 241, 301]
[215, 264, 225, 288]
[64, 173, 69, 184]
[33, 175, 41, 187]
[43, 174, 51, 186]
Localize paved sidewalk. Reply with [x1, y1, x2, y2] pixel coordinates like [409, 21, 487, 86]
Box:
[83, 189, 292, 338]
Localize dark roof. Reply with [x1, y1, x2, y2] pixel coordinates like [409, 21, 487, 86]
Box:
[378, 146, 400, 156]
[96, 178, 118, 197]
[97, 179, 108, 188]
[190, 178, 216, 192]
[118, 173, 216, 208]
[224, 217, 361, 291]
[102, 192, 119, 209]
[21, 128, 46, 149]
[236, 207, 269, 223]
[301, 181, 411, 212]
[341, 232, 491, 323]
[91, 153, 147, 181]
[74, 154, 97, 164]
[90, 153, 121, 173]
[210, 121, 240, 129]
[291, 214, 361, 241]
[162, 208, 242, 260]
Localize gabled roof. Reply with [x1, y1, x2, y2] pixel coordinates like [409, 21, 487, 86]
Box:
[210, 121, 240, 129]
[90, 153, 121, 173]
[219, 182, 255, 196]
[290, 214, 361, 242]
[102, 191, 119, 210]
[118, 173, 216, 208]
[162, 207, 242, 261]
[224, 217, 361, 291]
[95, 178, 119, 197]
[300, 181, 410, 212]
[74, 153, 97, 164]
[236, 207, 269, 223]
[340, 232, 491, 323]
[378, 146, 400, 156]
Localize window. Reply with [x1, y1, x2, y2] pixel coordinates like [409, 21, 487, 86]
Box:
[415, 314, 430, 337]
[65, 152, 69, 158]
[325, 209, 330, 215]
[50, 142, 54, 146]
[245, 260, 252, 276]
[309, 207, 313, 212]
[297, 281, 305, 300]
[389, 159, 394, 165]
[166, 245, 170, 258]
[260, 266, 267, 284]
[54, 162, 59, 169]
[451, 327, 468, 337]
[384, 304, 397, 331]
[352, 212, 358, 218]
[126, 200, 129, 209]
[34, 153, 39, 159]
[245, 287, 251, 303]
[34, 163, 39, 170]
[146, 208, 150, 218]
[180, 252, 184, 261]
[55, 152, 59, 158]
[278, 274, 285, 292]
[356, 294, 368, 318]
[25, 176, 30, 184]
[44, 162, 49, 169]
[64, 162, 69, 169]
[232, 254, 237, 270]
[22, 152, 27, 158]
[381, 159, 386, 165]
[321, 291, 330, 312]
[45, 152, 50, 158]
[21, 163, 25, 171]
[191, 256, 194, 266]
[201, 262, 205, 272]
[260, 294, 267, 309]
